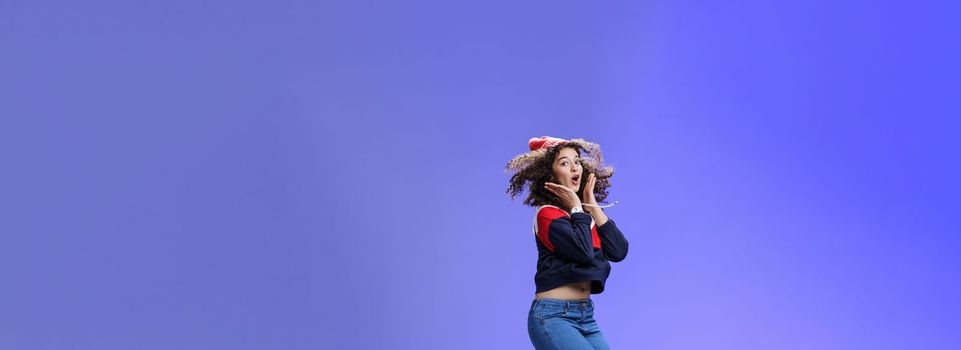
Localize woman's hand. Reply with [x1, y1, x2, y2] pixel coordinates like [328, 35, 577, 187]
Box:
[544, 182, 582, 211]
[580, 173, 609, 225]
[582, 173, 598, 207]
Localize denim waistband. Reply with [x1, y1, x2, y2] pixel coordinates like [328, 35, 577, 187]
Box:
[531, 298, 594, 310]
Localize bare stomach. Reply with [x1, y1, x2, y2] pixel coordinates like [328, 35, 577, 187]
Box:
[535, 281, 592, 300]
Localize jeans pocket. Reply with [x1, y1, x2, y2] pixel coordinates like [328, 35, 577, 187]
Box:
[535, 306, 567, 320]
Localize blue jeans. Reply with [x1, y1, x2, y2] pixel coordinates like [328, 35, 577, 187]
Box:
[528, 298, 610, 350]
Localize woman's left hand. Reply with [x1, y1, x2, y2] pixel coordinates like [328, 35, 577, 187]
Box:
[581, 173, 598, 208]
[581, 173, 608, 225]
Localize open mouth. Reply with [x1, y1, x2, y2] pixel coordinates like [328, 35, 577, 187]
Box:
[571, 175, 580, 185]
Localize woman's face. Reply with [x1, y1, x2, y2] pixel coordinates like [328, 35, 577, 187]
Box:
[551, 147, 583, 192]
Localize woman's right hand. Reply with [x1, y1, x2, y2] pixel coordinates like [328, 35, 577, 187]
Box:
[544, 182, 583, 212]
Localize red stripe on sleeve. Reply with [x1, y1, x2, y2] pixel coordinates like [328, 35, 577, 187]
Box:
[591, 224, 601, 249]
[535, 206, 568, 252]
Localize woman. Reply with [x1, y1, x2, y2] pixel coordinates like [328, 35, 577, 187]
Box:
[506, 136, 630, 350]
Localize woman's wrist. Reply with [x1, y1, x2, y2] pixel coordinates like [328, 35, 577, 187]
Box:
[587, 207, 608, 226]
[570, 200, 584, 213]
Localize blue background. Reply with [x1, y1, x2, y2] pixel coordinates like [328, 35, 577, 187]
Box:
[2, 0, 959, 349]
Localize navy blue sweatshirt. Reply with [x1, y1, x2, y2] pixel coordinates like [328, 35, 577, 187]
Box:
[532, 205, 629, 294]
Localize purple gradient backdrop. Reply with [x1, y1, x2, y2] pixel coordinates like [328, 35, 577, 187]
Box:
[2, 0, 959, 349]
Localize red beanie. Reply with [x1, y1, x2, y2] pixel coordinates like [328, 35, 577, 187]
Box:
[528, 136, 568, 151]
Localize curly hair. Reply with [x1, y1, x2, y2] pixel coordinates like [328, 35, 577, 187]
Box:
[505, 138, 614, 209]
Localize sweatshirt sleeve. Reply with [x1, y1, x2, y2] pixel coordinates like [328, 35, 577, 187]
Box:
[597, 218, 629, 262]
[536, 207, 596, 264]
